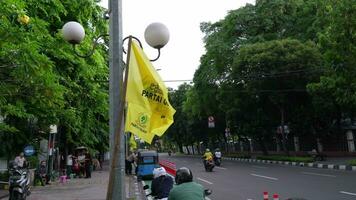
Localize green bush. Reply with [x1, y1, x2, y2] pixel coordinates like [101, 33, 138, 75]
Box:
[348, 159, 356, 166]
[256, 155, 313, 163]
[0, 171, 9, 181]
[224, 153, 251, 159]
[26, 156, 39, 169]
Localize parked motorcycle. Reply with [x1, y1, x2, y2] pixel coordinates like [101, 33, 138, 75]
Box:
[8, 161, 31, 200]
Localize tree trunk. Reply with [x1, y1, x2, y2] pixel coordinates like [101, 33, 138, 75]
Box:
[186, 146, 190, 155]
[177, 143, 183, 154]
[280, 107, 289, 156]
[258, 137, 269, 156]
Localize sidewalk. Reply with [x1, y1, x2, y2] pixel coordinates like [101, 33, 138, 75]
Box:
[0, 164, 146, 200]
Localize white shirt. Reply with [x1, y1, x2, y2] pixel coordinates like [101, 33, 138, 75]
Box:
[67, 155, 73, 166]
[214, 152, 221, 158]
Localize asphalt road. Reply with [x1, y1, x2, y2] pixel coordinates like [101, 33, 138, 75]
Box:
[161, 154, 356, 200]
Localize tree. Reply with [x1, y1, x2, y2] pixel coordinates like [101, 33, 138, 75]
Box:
[0, 0, 109, 160]
[232, 39, 322, 155]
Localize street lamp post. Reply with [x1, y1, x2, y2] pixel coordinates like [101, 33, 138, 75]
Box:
[61, 4, 169, 199]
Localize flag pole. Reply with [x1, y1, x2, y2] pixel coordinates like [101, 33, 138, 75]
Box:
[107, 35, 132, 200]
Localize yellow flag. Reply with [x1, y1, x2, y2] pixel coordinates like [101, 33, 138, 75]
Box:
[125, 41, 176, 144]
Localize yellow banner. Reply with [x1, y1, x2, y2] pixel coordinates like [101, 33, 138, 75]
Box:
[125, 41, 175, 144]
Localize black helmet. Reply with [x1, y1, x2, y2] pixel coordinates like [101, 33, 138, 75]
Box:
[175, 167, 193, 185]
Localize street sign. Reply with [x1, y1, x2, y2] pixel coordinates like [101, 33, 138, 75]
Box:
[24, 145, 35, 156]
[208, 116, 215, 128]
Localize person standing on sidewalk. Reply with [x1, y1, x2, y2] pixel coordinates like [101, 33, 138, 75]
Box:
[125, 151, 135, 175]
[66, 153, 73, 178]
[84, 151, 92, 178]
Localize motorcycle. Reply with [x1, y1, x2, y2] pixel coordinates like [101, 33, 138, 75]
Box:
[204, 158, 215, 172]
[214, 157, 221, 166]
[8, 161, 31, 200]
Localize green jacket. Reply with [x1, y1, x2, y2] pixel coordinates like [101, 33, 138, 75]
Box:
[168, 182, 205, 200]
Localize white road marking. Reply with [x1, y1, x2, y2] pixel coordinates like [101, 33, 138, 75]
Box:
[252, 165, 267, 169]
[250, 173, 278, 181]
[340, 191, 356, 196]
[215, 166, 227, 170]
[301, 171, 336, 178]
[197, 177, 213, 185]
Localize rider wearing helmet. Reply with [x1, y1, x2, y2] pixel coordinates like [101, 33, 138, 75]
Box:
[203, 148, 213, 160]
[151, 167, 173, 200]
[202, 148, 213, 169]
[168, 167, 205, 200]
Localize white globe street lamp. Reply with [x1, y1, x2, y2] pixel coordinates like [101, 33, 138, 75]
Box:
[144, 22, 170, 49]
[62, 21, 85, 44]
[61, 19, 169, 200]
[62, 21, 169, 61]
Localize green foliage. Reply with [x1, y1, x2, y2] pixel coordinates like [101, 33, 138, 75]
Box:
[348, 159, 356, 166]
[169, 0, 354, 155]
[0, 171, 9, 182]
[224, 153, 251, 159]
[0, 0, 109, 158]
[26, 156, 39, 169]
[256, 155, 313, 163]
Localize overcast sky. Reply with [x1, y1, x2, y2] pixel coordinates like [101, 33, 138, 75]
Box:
[99, 0, 255, 88]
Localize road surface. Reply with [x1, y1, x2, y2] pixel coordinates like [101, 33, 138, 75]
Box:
[161, 154, 356, 200]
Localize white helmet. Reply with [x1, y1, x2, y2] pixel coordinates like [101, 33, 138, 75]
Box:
[153, 167, 167, 178]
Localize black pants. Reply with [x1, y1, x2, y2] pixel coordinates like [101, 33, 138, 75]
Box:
[125, 160, 132, 174]
[85, 164, 91, 178]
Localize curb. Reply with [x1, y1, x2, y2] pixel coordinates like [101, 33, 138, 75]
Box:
[222, 157, 356, 171]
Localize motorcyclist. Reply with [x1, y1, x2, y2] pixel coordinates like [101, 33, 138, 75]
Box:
[214, 148, 222, 165]
[202, 149, 213, 170]
[151, 167, 173, 200]
[14, 152, 26, 168]
[214, 148, 221, 159]
[168, 167, 205, 200]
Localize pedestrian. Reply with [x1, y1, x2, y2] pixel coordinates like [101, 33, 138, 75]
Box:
[84, 151, 92, 178]
[151, 167, 173, 200]
[35, 160, 48, 186]
[14, 152, 26, 168]
[168, 167, 205, 200]
[125, 151, 135, 175]
[66, 153, 73, 178]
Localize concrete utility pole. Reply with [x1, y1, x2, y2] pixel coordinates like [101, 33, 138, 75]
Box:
[106, 0, 125, 199]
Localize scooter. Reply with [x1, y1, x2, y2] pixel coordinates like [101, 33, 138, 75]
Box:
[8, 161, 31, 200]
[204, 158, 215, 172]
[214, 156, 221, 166]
